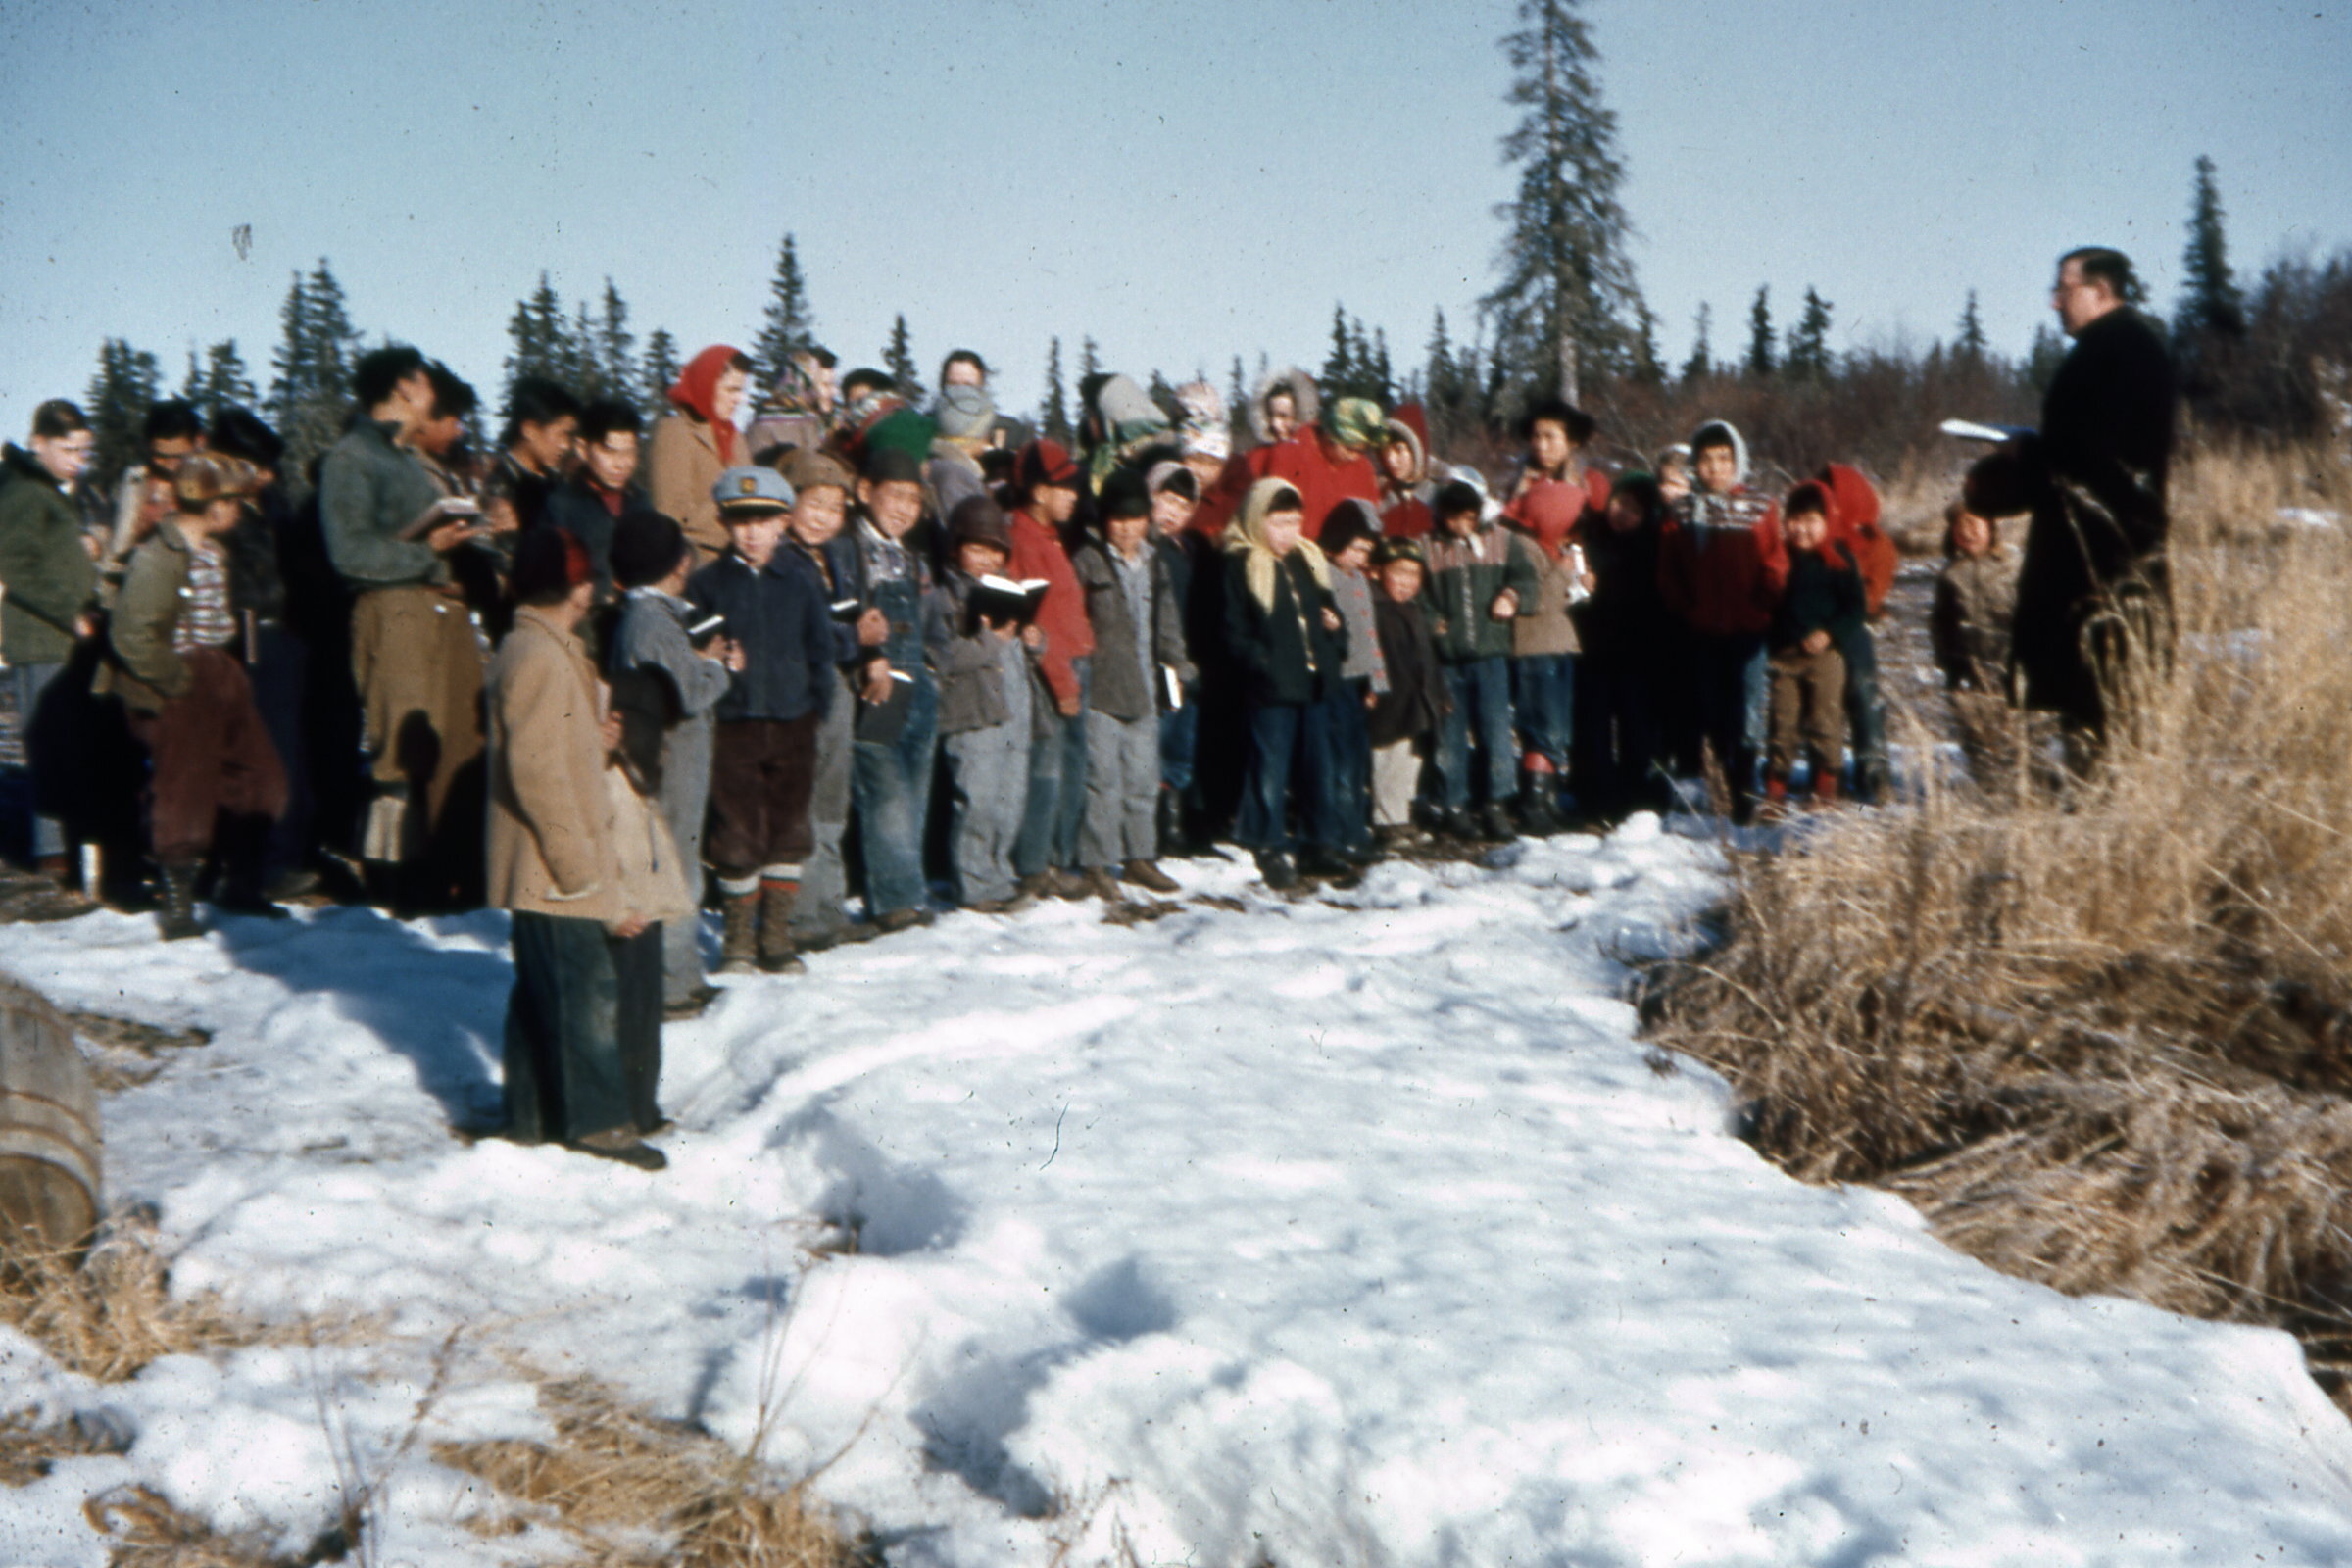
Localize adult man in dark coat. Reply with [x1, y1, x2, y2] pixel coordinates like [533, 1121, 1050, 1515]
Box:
[1981, 247, 2176, 752]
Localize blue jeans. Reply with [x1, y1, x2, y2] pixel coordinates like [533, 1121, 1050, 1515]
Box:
[1841, 629, 1887, 800]
[1435, 658, 1516, 809]
[7, 662, 67, 859]
[1512, 654, 1576, 775]
[1236, 700, 1337, 852]
[504, 912, 662, 1144]
[1695, 632, 1768, 810]
[1158, 693, 1200, 793]
[1014, 657, 1089, 877]
[1322, 678, 1373, 850]
[853, 672, 939, 916]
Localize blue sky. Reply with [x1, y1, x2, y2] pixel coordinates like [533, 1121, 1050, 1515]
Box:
[1, 0, 2345, 437]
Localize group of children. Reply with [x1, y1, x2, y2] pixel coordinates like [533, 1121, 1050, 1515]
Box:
[0, 344, 1996, 1169]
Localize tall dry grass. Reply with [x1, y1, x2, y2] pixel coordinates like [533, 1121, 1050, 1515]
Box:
[1647, 442, 2352, 1392]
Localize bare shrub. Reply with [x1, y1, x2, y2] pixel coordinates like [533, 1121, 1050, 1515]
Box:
[1648, 442, 2352, 1393]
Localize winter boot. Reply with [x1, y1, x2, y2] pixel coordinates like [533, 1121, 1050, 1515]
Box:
[1155, 790, 1187, 858]
[717, 890, 761, 974]
[1122, 858, 1180, 895]
[1758, 774, 1791, 823]
[1254, 849, 1300, 892]
[1517, 785, 1563, 838]
[1478, 803, 1518, 843]
[1075, 865, 1123, 902]
[759, 877, 805, 974]
[1297, 843, 1357, 881]
[213, 815, 290, 919]
[1808, 770, 1840, 810]
[156, 861, 204, 942]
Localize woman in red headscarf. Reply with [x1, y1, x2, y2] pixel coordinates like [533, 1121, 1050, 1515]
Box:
[646, 345, 753, 562]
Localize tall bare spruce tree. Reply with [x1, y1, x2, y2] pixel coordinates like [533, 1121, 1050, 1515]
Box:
[1481, 0, 1642, 407]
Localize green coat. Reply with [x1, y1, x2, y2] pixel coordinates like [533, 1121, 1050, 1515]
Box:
[318, 418, 446, 590]
[96, 519, 198, 712]
[1421, 522, 1542, 663]
[0, 445, 97, 665]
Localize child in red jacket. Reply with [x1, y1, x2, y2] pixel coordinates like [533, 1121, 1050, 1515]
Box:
[1764, 482, 1864, 814]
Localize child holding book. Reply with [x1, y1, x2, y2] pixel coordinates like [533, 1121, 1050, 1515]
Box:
[937, 496, 1045, 912]
[1367, 536, 1446, 845]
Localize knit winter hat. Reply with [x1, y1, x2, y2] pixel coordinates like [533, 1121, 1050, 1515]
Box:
[946, 495, 1013, 555]
[1371, 534, 1426, 568]
[1098, 469, 1152, 522]
[934, 384, 997, 441]
[611, 511, 689, 589]
[1145, 459, 1197, 501]
[1017, 438, 1081, 493]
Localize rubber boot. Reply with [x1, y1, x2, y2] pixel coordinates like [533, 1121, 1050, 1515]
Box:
[718, 890, 760, 975]
[759, 878, 805, 974]
[1808, 771, 1840, 810]
[1759, 774, 1790, 823]
[157, 861, 204, 942]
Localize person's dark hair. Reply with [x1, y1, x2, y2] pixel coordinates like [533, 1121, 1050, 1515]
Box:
[1435, 478, 1486, 521]
[502, 377, 581, 447]
[2059, 246, 2146, 305]
[611, 511, 688, 590]
[840, 367, 894, 402]
[1783, 482, 1830, 521]
[939, 348, 989, 386]
[750, 442, 793, 469]
[143, 399, 203, 446]
[1153, 465, 1199, 502]
[31, 400, 89, 439]
[797, 344, 838, 370]
[1690, 422, 1738, 458]
[1099, 469, 1152, 521]
[1265, 483, 1305, 514]
[1520, 397, 1595, 448]
[207, 406, 284, 471]
[978, 447, 1017, 486]
[511, 527, 589, 606]
[353, 345, 428, 407]
[1609, 471, 1665, 527]
[577, 397, 643, 447]
[425, 362, 477, 421]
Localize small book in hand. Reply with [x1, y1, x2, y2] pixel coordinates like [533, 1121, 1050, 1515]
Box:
[687, 612, 727, 648]
[1938, 418, 2035, 445]
[829, 597, 863, 623]
[966, 575, 1051, 632]
[395, 496, 483, 541]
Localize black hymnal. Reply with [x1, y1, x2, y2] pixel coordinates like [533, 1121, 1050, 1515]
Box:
[965, 575, 1050, 633]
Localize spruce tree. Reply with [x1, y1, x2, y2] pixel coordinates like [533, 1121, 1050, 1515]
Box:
[2025, 322, 2067, 395]
[2178, 155, 2245, 339]
[596, 280, 637, 404]
[192, 340, 256, 420]
[505, 272, 580, 408]
[1631, 303, 1664, 387]
[754, 233, 815, 392]
[1370, 326, 1395, 406]
[1955, 290, 1989, 366]
[1080, 336, 1102, 382]
[1425, 309, 1460, 413]
[1480, 0, 1642, 404]
[1041, 336, 1072, 444]
[641, 329, 681, 412]
[1743, 286, 1776, 378]
[1228, 355, 1250, 443]
[1320, 304, 1357, 400]
[1785, 288, 1833, 380]
[85, 339, 162, 482]
[568, 300, 601, 395]
[884, 315, 924, 403]
[270, 259, 360, 480]
[1680, 303, 1713, 384]
[178, 349, 203, 406]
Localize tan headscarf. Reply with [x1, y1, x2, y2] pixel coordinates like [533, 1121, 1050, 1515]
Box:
[1223, 476, 1330, 612]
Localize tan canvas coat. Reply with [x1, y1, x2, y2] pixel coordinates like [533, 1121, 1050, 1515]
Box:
[486, 606, 693, 925]
[645, 414, 731, 562]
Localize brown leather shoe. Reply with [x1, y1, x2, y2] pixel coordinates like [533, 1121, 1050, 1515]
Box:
[1121, 859, 1179, 894]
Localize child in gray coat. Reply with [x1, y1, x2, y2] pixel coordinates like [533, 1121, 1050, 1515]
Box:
[609, 512, 742, 1016]
[936, 497, 1044, 913]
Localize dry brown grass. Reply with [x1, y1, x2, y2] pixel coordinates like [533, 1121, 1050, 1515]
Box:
[1646, 442, 2352, 1394]
[435, 1373, 867, 1567]
[0, 1218, 280, 1384]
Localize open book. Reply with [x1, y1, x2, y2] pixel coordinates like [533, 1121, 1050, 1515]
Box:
[966, 575, 1051, 632]
[1938, 418, 2035, 445]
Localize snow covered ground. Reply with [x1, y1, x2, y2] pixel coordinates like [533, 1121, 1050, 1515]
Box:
[4, 816, 2351, 1566]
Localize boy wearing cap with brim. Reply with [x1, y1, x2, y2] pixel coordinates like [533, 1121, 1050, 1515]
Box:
[685, 466, 838, 974]
[936, 495, 1044, 912]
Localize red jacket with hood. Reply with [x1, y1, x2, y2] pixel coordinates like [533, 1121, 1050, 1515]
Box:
[1503, 465, 1612, 562]
[1815, 463, 1897, 616]
[1195, 428, 1380, 543]
[1657, 421, 1787, 638]
[1007, 508, 1094, 707]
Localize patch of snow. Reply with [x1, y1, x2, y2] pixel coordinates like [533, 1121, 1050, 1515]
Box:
[0, 820, 2348, 1565]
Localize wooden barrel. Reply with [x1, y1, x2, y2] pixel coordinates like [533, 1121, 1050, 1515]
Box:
[0, 975, 100, 1256]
